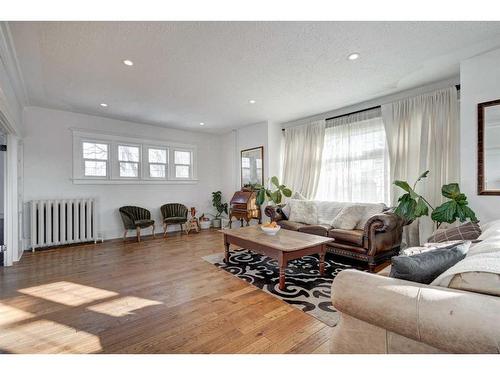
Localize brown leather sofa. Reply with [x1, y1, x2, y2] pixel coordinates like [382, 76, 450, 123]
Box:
[265, 205, 405, 271]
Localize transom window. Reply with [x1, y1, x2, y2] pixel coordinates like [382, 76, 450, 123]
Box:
[148, 147, 167, 178]
[174, 150, 192, 179]
[118, 145, 140, 178]
[73, 130, 197, 184]
[83, 142, 108, 177]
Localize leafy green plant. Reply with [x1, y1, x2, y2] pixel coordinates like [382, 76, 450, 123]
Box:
[254, 176, 292, 206]
[393, 170, 478, 227]
[393, 171, 432, 221]
[431, 183, 478, 224]
[211, 191, 228, 219]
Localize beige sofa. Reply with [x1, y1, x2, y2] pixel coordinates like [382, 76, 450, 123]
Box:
[330, 222, 500, 354]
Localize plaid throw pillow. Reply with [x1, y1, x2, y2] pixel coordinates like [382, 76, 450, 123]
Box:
[427, 222, 481, 243]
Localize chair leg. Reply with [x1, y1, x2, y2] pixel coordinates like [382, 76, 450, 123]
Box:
[152, 224, 155, 238]
[163, 223, 168, 238]
[123, 230, 127, 240]
[180, 223, 183, 234]
[136, 226, 141, 242]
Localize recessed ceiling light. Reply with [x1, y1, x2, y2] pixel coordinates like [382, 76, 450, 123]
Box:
[199, 122, 205, 126]
[122, 59, 134, 66]
[347, 52, 360, 61]
[100, 103, 108, 108]
[249, 99, 256, 104]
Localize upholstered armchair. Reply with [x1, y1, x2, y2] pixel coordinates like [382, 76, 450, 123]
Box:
[119, 206, 155, 242]
[160, 203, 189, 237]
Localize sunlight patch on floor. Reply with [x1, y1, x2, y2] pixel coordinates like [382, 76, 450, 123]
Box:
[0, 319, 102, 353]
[18, 281, 118, 307]
[87, 296, 163, 317]
[0, 302, 35, 326]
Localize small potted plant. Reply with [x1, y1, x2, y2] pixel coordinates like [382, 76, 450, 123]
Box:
[211, 191, 228, 228]
[255, 176, 292, 207]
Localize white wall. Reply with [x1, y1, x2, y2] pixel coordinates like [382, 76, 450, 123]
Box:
[460, 47, 500, 223]
[22, 106, 224, 244]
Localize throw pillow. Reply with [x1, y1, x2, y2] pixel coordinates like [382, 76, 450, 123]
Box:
[288, 199, 318, 225]
[354, 203, 387, 230]
[281, 192, 307, 218]
[427, 222, 481, 243]
[316, 201, 349, 225]
[389, 242, 470, 284]
[331, 205, 366, 230]
[399, 241, 463, 256]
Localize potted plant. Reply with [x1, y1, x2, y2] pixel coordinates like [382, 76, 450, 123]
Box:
[254, 176, 293, 206]
[211, 191, 228, 228]
[393, 170, 478, 228]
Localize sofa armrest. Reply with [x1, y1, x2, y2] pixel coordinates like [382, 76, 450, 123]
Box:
[331, 269, 500, 353]
[363, 212, 404, 255]
[264, 205, 287, 222]
[363, 212, 403, 233]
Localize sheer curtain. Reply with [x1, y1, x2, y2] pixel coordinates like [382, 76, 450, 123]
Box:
[315, 108, 390, 204]
[382, 87, 460, 246]
[282, 120, 325, 199]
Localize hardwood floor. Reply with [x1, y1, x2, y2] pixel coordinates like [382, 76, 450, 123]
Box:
[0, 229, 331, 353]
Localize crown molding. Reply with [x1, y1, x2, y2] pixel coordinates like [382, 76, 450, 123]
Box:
[0, 22, 29, 107]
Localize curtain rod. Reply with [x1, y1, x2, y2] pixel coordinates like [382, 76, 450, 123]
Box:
[281, 84, 461, 132]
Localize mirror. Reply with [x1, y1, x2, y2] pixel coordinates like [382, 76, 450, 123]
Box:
[241, 146, 264, 188]
[478, 99, 500, 195]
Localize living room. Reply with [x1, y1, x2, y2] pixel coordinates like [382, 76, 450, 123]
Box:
[1, 0, 500, 373]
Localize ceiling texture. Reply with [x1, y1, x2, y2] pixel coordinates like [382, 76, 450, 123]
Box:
[8, 21, 500, 132]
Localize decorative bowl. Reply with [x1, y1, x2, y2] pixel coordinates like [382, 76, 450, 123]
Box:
[260, 225, 281, 235]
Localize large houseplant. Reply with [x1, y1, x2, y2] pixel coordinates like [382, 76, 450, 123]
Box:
[211, 191, 228, 228]
[254, 176, 292, 206]
[394, 170, 478, 228]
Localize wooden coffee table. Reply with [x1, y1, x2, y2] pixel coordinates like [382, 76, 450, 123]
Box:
[220, 226, 333, 290]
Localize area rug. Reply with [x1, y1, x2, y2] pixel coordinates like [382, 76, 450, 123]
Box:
[203, 249, 361, 326]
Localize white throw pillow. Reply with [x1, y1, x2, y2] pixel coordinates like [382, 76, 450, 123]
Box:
[316, 201, 349, 225]
[281, 192, 307, 218]
[354, 203, 387, 230]
[331, 205, 366, 230]
[288, 199, 318, 225]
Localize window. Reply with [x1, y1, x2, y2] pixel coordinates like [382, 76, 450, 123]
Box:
[315, 108, 389, 204]
[73, 130, 197, 184]
[148, 147, 167, 178]
[82, 142, 108, 177]
[118, 145, 140, 178]
[174, 150, 192, 179]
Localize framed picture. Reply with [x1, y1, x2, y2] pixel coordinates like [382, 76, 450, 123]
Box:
[240, 146, 264, 188]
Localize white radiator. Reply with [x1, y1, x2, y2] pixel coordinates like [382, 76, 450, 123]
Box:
[30, 199, 97, 251]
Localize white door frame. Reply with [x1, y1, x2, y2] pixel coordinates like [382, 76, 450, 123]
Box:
[0, 111, 20, 266]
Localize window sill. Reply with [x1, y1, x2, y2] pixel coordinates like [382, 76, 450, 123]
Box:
[71, 178, 199, 185]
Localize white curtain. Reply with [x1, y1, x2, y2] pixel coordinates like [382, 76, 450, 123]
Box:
[315, 108, 390, 204]
[282, 120, 325, 199]
[382, 87, 460, 246]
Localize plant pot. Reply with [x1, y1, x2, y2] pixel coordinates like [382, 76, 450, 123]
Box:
[200, 220, 211, 230]
[212, 219, 222, 228]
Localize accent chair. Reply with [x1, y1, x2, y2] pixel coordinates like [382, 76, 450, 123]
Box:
[119, 206, 155, 242]
[161, 203, 189, 237]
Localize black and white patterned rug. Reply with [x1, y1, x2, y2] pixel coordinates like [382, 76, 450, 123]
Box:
[203, 249, 361, 326]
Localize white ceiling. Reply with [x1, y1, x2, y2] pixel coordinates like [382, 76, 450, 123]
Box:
[8, 21, 500, 133]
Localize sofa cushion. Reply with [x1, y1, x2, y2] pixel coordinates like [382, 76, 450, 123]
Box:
[288, 199, 318, 225]
[298, 224, 331, 237]
[329, 228, 364, 246]
[427, 221, 481, 243]
[278, 220, 308, 231]
[448, 271, 500, 297]
[390, 242, 470, 284]
[331, 205, 366, 230]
